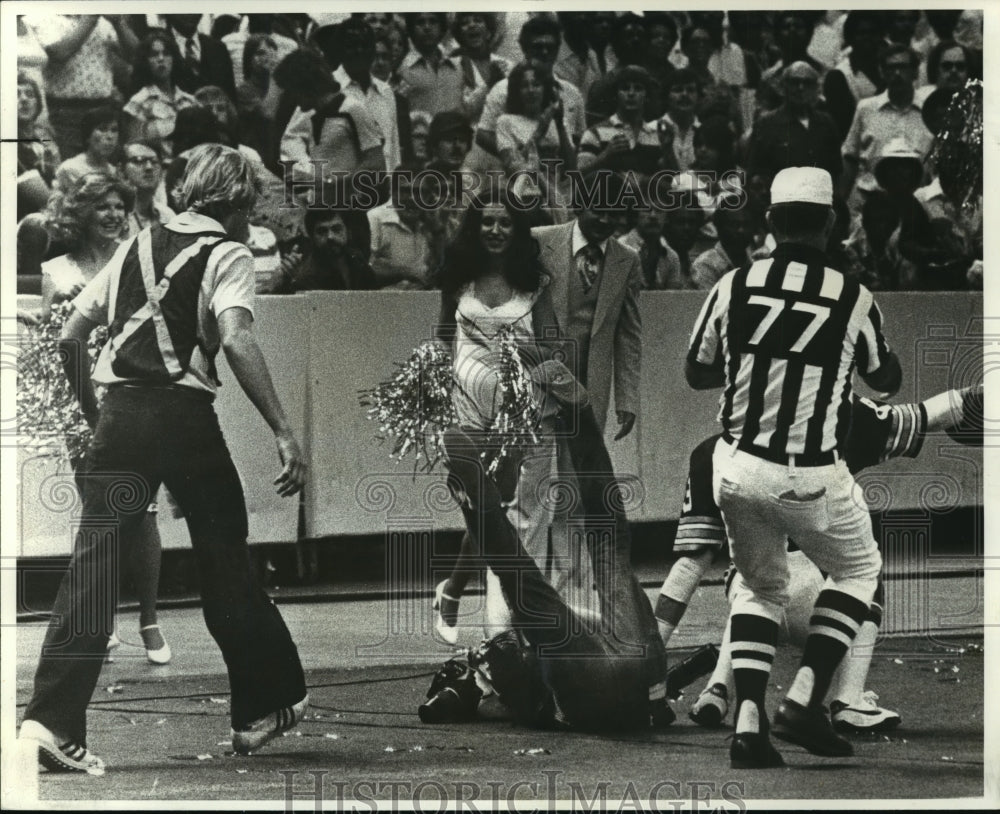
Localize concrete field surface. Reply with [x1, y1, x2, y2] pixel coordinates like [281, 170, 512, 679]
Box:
[10, 576, 989, 807]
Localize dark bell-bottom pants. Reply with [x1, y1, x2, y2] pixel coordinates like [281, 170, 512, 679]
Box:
[23, 385, 307, 743]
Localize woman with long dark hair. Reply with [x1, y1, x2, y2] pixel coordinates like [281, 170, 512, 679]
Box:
[427, 189, 668, 732]
[123, 29, 200, 154]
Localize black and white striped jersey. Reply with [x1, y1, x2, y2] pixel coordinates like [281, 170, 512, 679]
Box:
[687, 243, 895, 458]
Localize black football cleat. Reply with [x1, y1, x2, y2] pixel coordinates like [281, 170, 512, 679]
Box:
[730, 729, 786, 769]
[773, 698, 853, 757]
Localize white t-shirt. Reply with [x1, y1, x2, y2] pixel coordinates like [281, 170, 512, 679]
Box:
[73, 212, 255, 394]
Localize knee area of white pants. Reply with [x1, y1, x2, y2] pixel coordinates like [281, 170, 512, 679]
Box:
[822, 575, 879, 607]
[729, 588, 785, 624]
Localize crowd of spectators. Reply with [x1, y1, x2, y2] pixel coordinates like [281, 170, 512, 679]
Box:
[16, 10, 984, 299]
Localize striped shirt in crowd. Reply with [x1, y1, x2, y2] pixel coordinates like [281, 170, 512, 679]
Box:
[687, 242, 894, 458]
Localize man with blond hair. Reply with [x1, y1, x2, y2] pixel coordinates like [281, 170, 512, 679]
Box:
[18, 144, 309, 774]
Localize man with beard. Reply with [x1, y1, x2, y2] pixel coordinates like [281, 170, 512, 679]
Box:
[276, 207, 375, 292]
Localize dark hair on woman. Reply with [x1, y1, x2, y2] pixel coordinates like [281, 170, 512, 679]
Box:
[80, 105, 120, 146]
[243, 33, 273, 81]
[505, 61, 556, 115]
[435, 188, 542, 299]
[130, 29, 183, 95]
[45, 172, 135, 251]
[926, 40, 974, 85]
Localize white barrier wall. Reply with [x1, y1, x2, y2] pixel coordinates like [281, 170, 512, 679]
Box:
[16, 292, 984, 555]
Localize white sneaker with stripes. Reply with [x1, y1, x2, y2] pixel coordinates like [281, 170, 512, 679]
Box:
[831, 690, 901, 733]
[19, 719, 106, 775]
[231, 694, 310, 755]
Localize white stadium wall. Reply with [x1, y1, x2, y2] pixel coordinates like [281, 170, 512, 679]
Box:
[16, 292, 984, 556]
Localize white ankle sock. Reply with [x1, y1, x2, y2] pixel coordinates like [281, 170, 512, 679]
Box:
[735, 701, 760, 734]
[787, 666, 815, 707]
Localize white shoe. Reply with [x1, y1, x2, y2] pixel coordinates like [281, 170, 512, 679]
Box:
[232, 694, 309, 755]
[689, 683, 729, 728]
[19, 720, 105, 775]
[432, 581, 459, 645]
[140, 625, 172, 665]
[831, 690, 901, 733]
[106, 631, 121, 651]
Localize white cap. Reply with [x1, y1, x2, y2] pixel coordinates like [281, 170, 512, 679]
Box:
[770, 167, 833, 206]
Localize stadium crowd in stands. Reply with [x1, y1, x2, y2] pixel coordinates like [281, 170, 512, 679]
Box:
[17, 10, 984, 300]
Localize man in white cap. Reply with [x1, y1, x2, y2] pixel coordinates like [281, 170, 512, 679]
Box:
[685, 166, 901, 768]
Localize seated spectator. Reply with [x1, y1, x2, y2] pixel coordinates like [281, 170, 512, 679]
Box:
[123, 29, 200, 156]
[583, 11, 619, 77]
[368, 165, 438, 289]
[120, 139, 175, 235]
[163, 14, 236, 99]
[451, 13, 512, 122]
[917, 41, 975, 104]
[578, 66, 661, 178]
[53, 105, 120, 193]
[427, 111, 474, 171]
[617, 205, 690, 290]
[39, 173, 133, 320]
[271, 207, 376, 293]
[495, 62, 577, 177]
[747, 61, 842, 185]
[690, 117, 742, 199]
[236, 33, 280, 163]
[369, 34, 416, 166]
[274, 49, 386, 183]
[660, 190, 708, 279]
[335, 18, 403, 174]
[642, 13, 679, 115]
[679, 22, 742, 132]
[757, 11, 826, 112]
[656, 69, 702, 172]
[690, 195, 756, 290]
[476, 17, 586, 160]
[585, 14, 656, 125]
[840, 44, 934, 219]
[17, 71, 59, 221]
[822, 11, 886, 143]
[400, 13, 465, 118]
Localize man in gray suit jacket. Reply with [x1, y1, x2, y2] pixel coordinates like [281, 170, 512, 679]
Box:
[531, 170, 642, 438]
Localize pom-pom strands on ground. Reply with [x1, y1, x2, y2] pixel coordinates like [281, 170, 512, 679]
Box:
[481, 325, 541, 477]
[932, 79, 983, 214]
[16, 300, 106, 468]
[360, 341, 458, 474]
